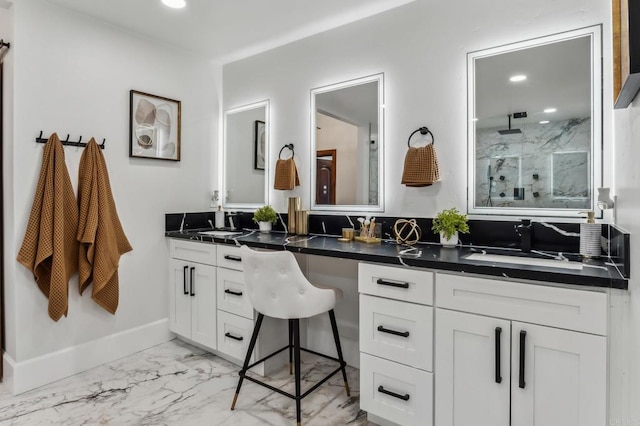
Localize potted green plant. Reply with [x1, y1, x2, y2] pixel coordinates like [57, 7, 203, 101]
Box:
[253, 205, 278, 232]
[432, 207, 469, 247]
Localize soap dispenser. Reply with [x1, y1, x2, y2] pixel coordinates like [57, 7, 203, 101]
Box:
[579, 211, 601, 258]
[215, 205, 225, 229]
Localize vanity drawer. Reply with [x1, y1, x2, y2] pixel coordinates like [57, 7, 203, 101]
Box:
[217, 267, 253, 319]
[170, 239, 217, 265]
[436, 273, 608, 335]
[360, 353, 433, 426]
[359, 263, 433, 306]
[217, 310, 255, 363]
[217, 245, 244, 271]
[360, 294, 433, 371]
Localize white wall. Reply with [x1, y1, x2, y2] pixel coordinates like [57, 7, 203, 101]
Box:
[613, 99, 640, 425]
[222, 0, 612, 217]
[3, 0, 219, 392]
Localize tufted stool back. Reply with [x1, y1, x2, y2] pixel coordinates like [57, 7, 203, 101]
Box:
[240, 245, 337, 319]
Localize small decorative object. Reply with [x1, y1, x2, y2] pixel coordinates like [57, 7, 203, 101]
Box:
[597, 187, 615, 210]
[254, 120, 266, 170]
[393, 219, 422, 245]
[432, 208, 469, 248]
[287, 197, 301, 234]
[354, 215, 381, 243]
[129, 90, 181, 161]
[253, 205, 278, 233]
[338, 228, 355, 242]
[295, 210, 309, 235]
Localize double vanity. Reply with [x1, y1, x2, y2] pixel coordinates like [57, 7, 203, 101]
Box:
[166, 223, 625, 426]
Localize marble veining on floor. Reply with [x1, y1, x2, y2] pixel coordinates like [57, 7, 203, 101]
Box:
[0, 339, 368, 425]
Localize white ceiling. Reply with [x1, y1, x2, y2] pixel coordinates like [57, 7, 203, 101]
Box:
[475, 35, 592, 129]
[47, 0, 415, 63]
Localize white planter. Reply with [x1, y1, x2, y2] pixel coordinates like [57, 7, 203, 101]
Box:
[258, 221, 272, 233]
[440, 231, 459, 248]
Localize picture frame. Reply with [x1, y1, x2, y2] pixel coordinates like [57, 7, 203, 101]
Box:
[613, 0, 640, 108]
[129, 90, 181, 161]
[254, 120, 265, 170]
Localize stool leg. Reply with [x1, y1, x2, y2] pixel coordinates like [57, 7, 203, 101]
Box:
[289, 319, 294, 375]
[293, 318, 302, 426]
[328, 310, 350, 397]
[230, 313, 264, 410]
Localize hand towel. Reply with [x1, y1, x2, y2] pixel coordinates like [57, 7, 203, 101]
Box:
[274, 158, 300, 190]
[17, 133, 79, 321]
[401, 144, 441, 187]
[77, 138, 132, 314]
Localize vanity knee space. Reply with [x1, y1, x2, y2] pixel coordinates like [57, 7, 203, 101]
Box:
[358, 262, 608, 426]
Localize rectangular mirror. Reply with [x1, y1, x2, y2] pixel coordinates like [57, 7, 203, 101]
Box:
[467, 26, 602, 217]
[223, 100, 269, 209]
[311, 74, 384, 212]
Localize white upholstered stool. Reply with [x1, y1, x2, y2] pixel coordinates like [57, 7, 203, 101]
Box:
[230, 245, 350, 425]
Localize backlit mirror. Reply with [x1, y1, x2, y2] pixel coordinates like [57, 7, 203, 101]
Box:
[223, 100, 269, 208]
[311, 74, 384, 212]
[467, 26, 602, 217]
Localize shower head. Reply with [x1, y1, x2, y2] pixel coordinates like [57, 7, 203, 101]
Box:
[497, 114, 522, 135]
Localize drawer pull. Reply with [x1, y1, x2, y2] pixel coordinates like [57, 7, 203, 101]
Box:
[519, 330, 526, 389]
[224, 255, 242, 262]
[377, 385, 410, 401]
[377, 325, 410, 338]
[224, 289, 243, 297]
[376, 278, 409, 289]
[183, 265, 189, 295]
[225, 332, 244, 341]
[495, 327, 502, 384]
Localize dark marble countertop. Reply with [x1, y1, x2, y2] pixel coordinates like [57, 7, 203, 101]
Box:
[165, 229, 627, 290]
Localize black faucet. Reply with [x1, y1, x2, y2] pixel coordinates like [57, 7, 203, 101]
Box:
[516, 219, 532, 253]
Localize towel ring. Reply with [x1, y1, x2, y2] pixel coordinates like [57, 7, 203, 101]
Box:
[279, 143, 294, 159]
[407, 127, 434, 147]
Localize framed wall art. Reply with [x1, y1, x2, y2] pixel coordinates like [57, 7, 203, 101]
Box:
[254, 120, 265, 170]
[130, 90, 181, 161]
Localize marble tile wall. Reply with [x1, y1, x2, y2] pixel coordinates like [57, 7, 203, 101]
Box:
[475, 117, 591, 209]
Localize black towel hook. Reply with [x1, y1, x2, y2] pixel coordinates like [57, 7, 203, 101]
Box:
[35, 131, 106, 149]
[407, 126, 435, 147]
[279, 143, 294, 159]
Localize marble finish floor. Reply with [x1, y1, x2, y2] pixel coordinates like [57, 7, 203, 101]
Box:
[0, 339, 369, 425]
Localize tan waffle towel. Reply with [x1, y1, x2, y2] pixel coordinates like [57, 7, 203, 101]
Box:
[274, 158, 300, 190]
[401, 144, 440, 187]
[17, 133, 79, 322]
[77, 138, 132, 314]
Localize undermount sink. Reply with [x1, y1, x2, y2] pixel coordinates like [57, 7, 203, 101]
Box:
[198, 230, 243, 237]
[465, 253, 583, 270]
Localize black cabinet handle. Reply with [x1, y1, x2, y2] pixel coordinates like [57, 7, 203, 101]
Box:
[224, 289, 243, 297]
[519, 330, 526, 389]
[190, 267, 195, 296]
[224, 255, 242, 262]
[377, 385, 410, 401]
[495, 327, 502, 384]
[225, 332, 243, 341]
[377, 325, 410, 338]
[376, 278, 409, 289]
[183, 266, 189, 295]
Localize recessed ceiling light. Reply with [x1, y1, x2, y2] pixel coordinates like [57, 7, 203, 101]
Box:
[539, 120, 550, 124]
[509, 75, 527, 82]
[472, 118, 478, 122]
[544, 107, 557, 113]
[161, 0, 186, 9]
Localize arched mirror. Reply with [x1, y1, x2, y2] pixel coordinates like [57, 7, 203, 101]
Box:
[223, 100, 269, 209]
[310, 74, 384, 212]
[467, 26, 602, 217]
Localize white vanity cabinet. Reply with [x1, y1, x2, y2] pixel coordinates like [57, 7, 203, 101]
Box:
[358, 263, 434, 426]
[435, 273, 607, 426]
[215, 245, 287, 375]
[169, 240, 218, 349]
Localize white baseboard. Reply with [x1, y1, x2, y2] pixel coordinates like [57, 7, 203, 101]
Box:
[3, 318, 172, 395]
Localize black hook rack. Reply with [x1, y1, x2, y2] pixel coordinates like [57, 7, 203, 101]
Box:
[407, 126, 435, 147]
[278, 143, 294, 159]
[0, 39, 9, 50]
[35, 131, 106, 149]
